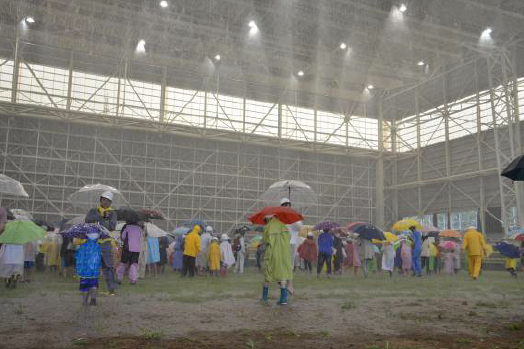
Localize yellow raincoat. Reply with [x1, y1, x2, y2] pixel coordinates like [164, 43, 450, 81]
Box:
[207, 241, 220, 271]
[462, 229, 487, 279]
[183, 225, 202, 257]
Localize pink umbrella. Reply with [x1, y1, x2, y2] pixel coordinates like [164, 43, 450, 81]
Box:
[420, 225, 440, 233]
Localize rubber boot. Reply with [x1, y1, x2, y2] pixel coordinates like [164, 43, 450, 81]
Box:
[260, 286, 269, 303]
[277, 288, 288, 305]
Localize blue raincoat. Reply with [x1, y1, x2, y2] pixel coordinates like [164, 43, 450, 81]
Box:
[76, 239, 102, 279]
[411, 230, 422, 275]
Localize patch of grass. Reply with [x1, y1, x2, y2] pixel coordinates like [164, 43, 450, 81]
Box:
[468, 310, 478, 317]
[141, 328, 162, 340]
[507, 323, 522, 331]
[72, 338, 89, 346]
[246, 339, 256, 348]
[319, 331, 329, 337]
[340, 301, 354, 310]
[476, 301, 498, 308]
[456, 338, 473, 345]
[13, 304, 25, 315]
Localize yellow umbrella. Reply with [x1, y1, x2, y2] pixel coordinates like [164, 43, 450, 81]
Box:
[392, 219, 422, 232]
[372, 231, 398, 244]
[299, 225, 319, 238]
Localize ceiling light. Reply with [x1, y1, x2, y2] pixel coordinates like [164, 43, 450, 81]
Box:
[297, 70, 304, 77]
[340, 42, 347, 50]
[159, 1, 168, 8]
[399, 4, 407, 12]
[417, 61, 425, 66]
[483, 28, 492, 36]
[248, 21, 259, 36]
[214, 54, 221, 61]
[367, 84, 374, 90]
[25, 17, 35, 24]
[136, 40, 146, 53]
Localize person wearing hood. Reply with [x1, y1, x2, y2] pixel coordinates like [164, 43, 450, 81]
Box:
[297, 232, 317, 274]
[381, 241, 395, 277]
[85, 191, 118, 295]
[358, 237, 375, 278]
[260, 215, 292, 305]
[346, 238, 361, 275]
[76, 232, 102, 306]
[234, 230, 247, 274]
[0, 207, 25, 289]
[220, 234, 235, 277]
[182, 224, 202, 278]
[280, 198, 302, 293]
[409, 226, 423, 277]
[207, 237, 221, 276]
[400, 238, 412, 275]
[197, 226, 213, 275]
[462, 227, 488, 280]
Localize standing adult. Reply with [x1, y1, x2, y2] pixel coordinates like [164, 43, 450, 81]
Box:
[259, 216, 292, 305]
[234, 231, 246, 274]
[220, 234, 235, 276]
[197, 226, 213, 274]
[172, 234, 184, 272]
[409, 226, 423, 277]
[317, 229, 334, 277]
[181, 225, 202, 278]
[280, 198, 302, 294]
[85, 191, 117, 295]
[333, 232, 344, 275]
[0, 208, 24, 289]
[381, 242, 395, 277]
[359, 237, 375, 278]
[462, 227, 487, 280]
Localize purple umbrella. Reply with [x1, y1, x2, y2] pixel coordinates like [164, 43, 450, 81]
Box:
[314, 221, 340, 231]
[61, 223, 112, 239]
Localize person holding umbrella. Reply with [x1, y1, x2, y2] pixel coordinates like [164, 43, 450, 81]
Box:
[280, 198, 302, 293]
[116, 220, 143, 285]
[85, 191, 118, 295]
[316, 228, 334, 277]
[462, 227, 488, 280]
[409, 226, 423, 277]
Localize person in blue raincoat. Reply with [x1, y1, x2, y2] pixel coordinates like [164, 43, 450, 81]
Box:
[410, 226, 422, 276]
[76, 232, 102, 306]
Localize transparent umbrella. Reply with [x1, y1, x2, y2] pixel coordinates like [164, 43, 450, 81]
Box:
[68, 183, 126, 209]
[11, 209, 33, 221]
[145, 222, 167, 237]
[0, 174, 29, 197]
[260, 180, 317, 207]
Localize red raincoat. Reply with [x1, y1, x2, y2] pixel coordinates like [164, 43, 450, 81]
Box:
[298, 238, 318, 262]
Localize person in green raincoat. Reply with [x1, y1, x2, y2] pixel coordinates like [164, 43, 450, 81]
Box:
[260, 216, 293, 305]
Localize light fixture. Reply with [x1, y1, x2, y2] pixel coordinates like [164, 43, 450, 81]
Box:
[417, 61, 425, 66]
[159, 1, 168, 8]
[399, 4, 407, 12]
[25, 16, 35, 24]
[340, 42, 347, 50]
[297, 70, 304, 77]
[136, 40, 146, 53]
[482, 28, 492, 36]
[214, 54, 221, 61]
[367, 84, 374, 90]
[248, 20, 259, 36]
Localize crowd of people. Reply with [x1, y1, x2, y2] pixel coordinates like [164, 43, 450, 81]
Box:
[0, 192, 521, 308]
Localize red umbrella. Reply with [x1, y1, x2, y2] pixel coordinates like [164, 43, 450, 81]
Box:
[249, 207, 304, 225]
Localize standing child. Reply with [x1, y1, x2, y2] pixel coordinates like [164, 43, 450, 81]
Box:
[381, 242, 395, 277]
[505, 257, 518, 278]
[297, 232, 317, 274]
[207, 237, 220, 276]
[76, 232, 102, 306]
[116, 223, 143, 285]
[316, 229, 334, 278]
[400, 238, 412, 275]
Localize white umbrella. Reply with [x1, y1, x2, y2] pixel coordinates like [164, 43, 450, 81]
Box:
[68, 183, 126, 209]
[0, 174, 29, 197]
[11, 209, 33, 221]
[145, 222, 167, 237]
[260, 180, 317, 207]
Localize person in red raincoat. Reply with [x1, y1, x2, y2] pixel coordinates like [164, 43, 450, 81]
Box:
[297, 232, 317, 274]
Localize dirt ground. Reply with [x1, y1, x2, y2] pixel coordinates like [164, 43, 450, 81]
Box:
[1, 271, 524, 349]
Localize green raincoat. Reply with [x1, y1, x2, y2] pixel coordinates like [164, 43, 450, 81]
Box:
[263, 218, 293, 283]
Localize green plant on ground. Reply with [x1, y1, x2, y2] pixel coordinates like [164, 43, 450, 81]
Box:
[141, 328, 162, 340]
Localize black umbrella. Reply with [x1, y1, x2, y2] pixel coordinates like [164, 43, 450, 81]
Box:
[33, 219, 55, 232]
[116, 207, 140, 224]
[501, 155, 524, 181]
[353, 224, 385, 241]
